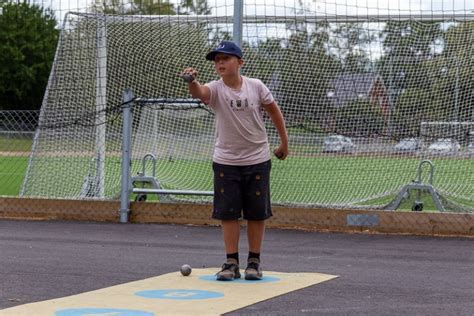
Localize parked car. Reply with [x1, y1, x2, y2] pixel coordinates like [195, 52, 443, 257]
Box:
[468, 141, 474, 156]
[394, 138, 421, 153]
[323, 135, 355, 153]
[427, 138, 460, 155]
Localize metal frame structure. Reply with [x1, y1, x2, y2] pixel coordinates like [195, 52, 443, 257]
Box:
[114, 3, 473, 222]
[73, 12, 474, 23]
[385, 160, 445, 212]
[119, 90, 214, 223]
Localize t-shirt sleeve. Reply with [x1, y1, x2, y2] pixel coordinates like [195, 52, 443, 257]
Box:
[204, 80, 219, 108]
[258, 80, 275, 105]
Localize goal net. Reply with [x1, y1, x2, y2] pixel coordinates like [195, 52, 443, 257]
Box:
[21, 2, 474, 211]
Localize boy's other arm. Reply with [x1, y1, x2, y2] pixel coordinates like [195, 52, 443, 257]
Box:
[263, 101, 289, 160]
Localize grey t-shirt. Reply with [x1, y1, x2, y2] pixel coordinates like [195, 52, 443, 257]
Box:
[206, 76, 274, 166]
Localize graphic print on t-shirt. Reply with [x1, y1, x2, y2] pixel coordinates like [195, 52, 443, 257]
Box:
[230, 98, 251, 111]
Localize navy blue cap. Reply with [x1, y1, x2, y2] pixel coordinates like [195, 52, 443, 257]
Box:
[206, 41, 243, 61]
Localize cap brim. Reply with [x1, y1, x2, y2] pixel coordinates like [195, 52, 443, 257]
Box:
[205, 51, 217, 61]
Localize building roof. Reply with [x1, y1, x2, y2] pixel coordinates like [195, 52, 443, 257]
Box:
[328, 73, 382, 107]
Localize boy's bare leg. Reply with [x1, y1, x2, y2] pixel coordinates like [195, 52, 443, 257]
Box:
[247, 220, 265, 253]
[221, 219, 240, 253]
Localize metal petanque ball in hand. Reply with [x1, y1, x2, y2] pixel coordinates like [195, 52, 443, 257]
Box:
[181, 74, 195, 83]
[180, 264, 192, 276]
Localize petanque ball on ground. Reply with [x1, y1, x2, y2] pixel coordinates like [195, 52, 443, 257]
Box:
[180, 264, 192, 276]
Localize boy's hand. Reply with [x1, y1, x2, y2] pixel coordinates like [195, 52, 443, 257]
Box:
[273, 144, 289, 160]
[179, 67, 198, 83]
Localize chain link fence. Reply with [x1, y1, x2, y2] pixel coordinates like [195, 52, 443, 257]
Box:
[0, 111, 38, 196]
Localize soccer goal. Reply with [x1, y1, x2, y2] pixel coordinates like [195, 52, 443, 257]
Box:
[21, 3, 474, 212]
[420, 121, 474, 145]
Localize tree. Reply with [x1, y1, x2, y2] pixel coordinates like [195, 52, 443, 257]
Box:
[431, 21, 474, 123]
[243, 21, 341, 128]
[331, 22, 374, 73]
[0, 2, 59, 110]
[333, 99, 386, 137]
[391, 88, 436, 137]
[92, 0, 176, 15]
[178, 0, 212, 15]
[92, 0, 213, 15]
[377, 20, 472, 138]
[376, 21, 443, 105]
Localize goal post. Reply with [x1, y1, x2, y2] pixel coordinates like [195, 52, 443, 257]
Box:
[95, 17, 107, 198]
[21, 4, 474, 212]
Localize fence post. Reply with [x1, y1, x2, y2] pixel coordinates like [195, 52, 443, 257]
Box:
[233, 0, 244, 46]
[119, 89, 134, 223]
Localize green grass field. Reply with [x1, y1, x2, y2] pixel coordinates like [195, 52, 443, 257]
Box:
[0, 137, 33, 152]
[2, 154, 473, 212]
[0, 156, 29, 196]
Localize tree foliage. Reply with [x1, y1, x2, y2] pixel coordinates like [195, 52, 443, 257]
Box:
[0, 2, 59, 110]
[377, 21, 443, 101]
[391, 88, 434, 136]
[178, 0, 211, 15]
[377, 20, 473, 136]
[433, 21, 474, 123]
[331, 22, 374, 73]
[92, 0, 176, 15]
[243, 21, 341, 127]
[333, 99, 386, 137]
[92, 0, 211, 15]
[3, 0, 471, 134]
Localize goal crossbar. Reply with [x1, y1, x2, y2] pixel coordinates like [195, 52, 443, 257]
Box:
[68, 12, 474, 23]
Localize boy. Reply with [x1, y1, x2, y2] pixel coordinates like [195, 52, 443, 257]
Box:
[181, 41, 288, 281]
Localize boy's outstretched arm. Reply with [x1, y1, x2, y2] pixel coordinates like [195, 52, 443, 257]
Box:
[180, 67, 211, 104]
[263, 101, 289, 160]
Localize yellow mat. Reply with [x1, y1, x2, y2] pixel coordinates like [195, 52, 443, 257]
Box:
[1, 268, 337, 316]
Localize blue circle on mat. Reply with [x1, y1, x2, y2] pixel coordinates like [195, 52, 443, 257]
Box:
[199, 275, 280, 283]
[55, 308, 154, 316]
[136, 289, 224, 300]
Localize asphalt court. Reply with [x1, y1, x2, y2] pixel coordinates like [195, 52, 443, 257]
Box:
[1, 269, 336, 315]
[0, 220, 473, 315]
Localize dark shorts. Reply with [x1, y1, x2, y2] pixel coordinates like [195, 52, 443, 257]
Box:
[212, 160, 272, 221]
